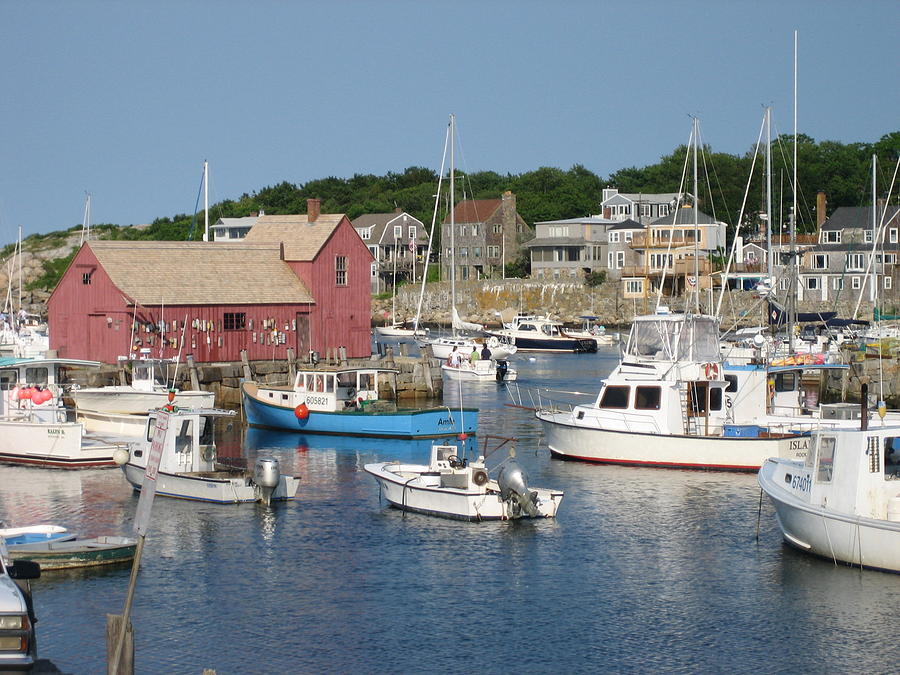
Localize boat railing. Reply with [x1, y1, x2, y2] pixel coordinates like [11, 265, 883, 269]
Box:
[505, 383, 593, 413]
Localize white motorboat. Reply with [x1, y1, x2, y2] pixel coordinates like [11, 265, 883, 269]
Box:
[537, 311, 810, 471]
[564, 316, 619, 347]
[117, 407, 299, 504]
[422, 334, 516, 361]
[0, 358, 129, 468]
[441, 358, 517, 382]
[73, 357, 214, 416]
[365, 441, 563, 521]
[758, 418, 900, 573]
[485, 316, 598, 353]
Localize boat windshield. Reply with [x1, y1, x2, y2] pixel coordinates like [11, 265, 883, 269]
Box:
[626, 315, 720, 362]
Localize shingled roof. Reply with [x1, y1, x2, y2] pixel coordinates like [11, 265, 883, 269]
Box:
[86, 241, 314, 305]
[243, 214, 345, 261]
[443, 199, 502, 224]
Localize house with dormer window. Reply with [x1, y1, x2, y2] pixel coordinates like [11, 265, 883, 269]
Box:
[598, 188, 685, 225]
[351, 209, 427, 292]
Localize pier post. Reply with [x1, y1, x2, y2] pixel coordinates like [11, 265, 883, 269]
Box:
[106, 614, 133, 674]
[186, 355, 200, 392]
[398, 342, 408, 357]
[339, 346, 347, 365]
[286, 348, 296, 381]
[240, 350, 253, 381]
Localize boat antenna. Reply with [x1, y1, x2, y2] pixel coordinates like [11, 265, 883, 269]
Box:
[172, 313, 188, 388]
[412, 121, 451, 334]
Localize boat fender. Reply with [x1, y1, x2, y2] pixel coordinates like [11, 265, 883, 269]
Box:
[294, 403, 310, 420]
[472, 469, 489, 486]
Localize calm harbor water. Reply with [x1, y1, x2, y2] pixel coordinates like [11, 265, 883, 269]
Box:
[2, 346, 899, 674]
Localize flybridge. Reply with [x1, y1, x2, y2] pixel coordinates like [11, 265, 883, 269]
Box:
[623, 313, 720, 364]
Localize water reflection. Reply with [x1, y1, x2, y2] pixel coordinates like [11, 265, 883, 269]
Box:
[4, 347, 899, 673]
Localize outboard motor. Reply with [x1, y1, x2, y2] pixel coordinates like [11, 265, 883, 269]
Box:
[495, 359, 509, 382]
[254, 457, 281, 505]
[497, 460, 539, 517]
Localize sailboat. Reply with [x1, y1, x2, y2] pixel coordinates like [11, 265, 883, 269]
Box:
[416, 115, 516, 364]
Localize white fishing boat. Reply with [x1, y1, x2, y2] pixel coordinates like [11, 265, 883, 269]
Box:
[0, 357, 129, 468]
[117, 407, 299, 504]
[536, 311, 809, 471]
[441, 358, 516, 382]
[758, 417, 900, 573]
[73, 357, 214, 415]
[364, 441, 563, 521]
[424, 333, 517, 361]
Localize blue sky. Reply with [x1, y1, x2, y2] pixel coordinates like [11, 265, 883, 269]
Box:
[0, 1, 897, 240]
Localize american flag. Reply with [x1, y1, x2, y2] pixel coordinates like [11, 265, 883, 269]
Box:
[408, 239, 415, 253]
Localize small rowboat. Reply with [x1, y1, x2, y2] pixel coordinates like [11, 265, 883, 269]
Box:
[7, 536, 137, 570]
[0, 525, 76, 548]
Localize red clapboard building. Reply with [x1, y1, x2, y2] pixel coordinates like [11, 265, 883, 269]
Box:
[48, 199, 373, 363]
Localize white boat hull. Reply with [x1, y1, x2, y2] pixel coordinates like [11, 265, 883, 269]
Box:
[442, 362, 517, 382]
[759, 459, 900, 572]
[122, 462, 299, 504]
[0, 419, 124, 468]
[77, 409, 151, 438]
[375, 325, 427, 338]
[538, 410, 807, 471]
[365, 462, 562, 520]
[426, 338, 516, 361]
[74, 388, 215, 415]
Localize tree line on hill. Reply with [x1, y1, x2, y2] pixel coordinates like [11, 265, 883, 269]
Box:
[17, 131, 900, 292]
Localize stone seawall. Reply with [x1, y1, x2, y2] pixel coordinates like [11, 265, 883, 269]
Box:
[374, 279, 878, 330]
[822, 347, 900, 408]
[69, 350, 443, 408]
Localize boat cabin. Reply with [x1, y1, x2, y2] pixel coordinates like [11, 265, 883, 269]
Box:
[121, 356, 173, 392]
[0, 358, 102, 422]
[132, 408, 236, 474]
[783, 426, 900, 520]
[254, 367, 400, 413]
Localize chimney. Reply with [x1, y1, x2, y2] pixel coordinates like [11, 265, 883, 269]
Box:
[307, 198, 321, 223]
[816, 191, 827, 228]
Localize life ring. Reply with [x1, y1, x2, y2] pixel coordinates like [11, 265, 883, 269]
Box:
[703, 362, 720, 380]
[488, 336, 499, 349]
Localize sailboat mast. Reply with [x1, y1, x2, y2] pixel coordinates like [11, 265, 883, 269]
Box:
[203, 160, 209, 242]
[692, 116, 700, 314]
[872, 154, 878, 304]
[787, 30, 798, 353]
[766, 107, 773, 281]
[17, 225, 22, 321]
[449, 114, 457, 336]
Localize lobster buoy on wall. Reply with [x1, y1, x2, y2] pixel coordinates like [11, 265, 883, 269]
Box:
[294, 403, 310, 420]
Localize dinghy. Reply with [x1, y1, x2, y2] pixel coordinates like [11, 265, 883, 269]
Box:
[365, 439, 563, 521]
